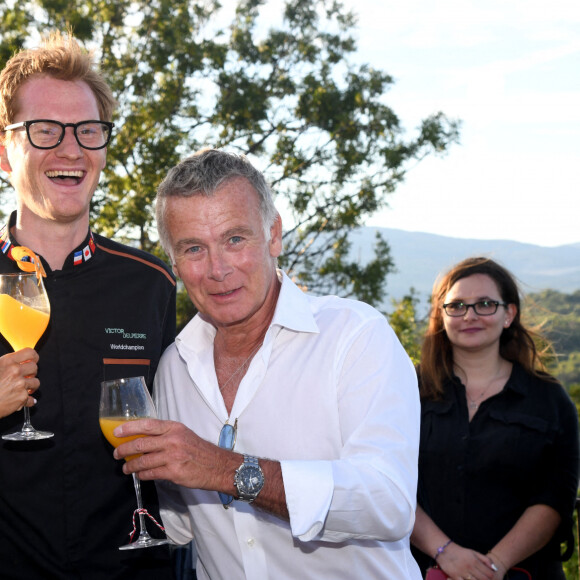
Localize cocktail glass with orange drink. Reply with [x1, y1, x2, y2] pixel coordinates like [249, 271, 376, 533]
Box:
[0, 272, 53, 441]
[99, 376, 171, 550]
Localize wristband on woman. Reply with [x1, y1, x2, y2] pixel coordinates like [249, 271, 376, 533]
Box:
[434, 539, 453, 560]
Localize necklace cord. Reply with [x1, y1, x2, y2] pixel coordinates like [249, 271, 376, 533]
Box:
[464, 364, 508, 409]
[218, 343, 262, 392]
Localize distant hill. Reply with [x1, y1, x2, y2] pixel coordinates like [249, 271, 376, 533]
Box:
[348, 227, 580, 312]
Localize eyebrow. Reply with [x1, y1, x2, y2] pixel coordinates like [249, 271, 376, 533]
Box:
[174, 238, 202, 253]
[174, 226, 256, 252]
[448, 295, 498, 302]
[223, 225, 254, 237]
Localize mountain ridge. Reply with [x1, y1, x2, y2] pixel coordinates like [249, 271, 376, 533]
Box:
[348, 227, 580, 311]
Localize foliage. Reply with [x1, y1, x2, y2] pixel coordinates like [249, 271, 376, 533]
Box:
[0, 0, 460, 311]
[386, 288, 424, 365]
[525, 290, 580, 402]
[526, 290, 580, 354]
[175, 281, 197, 333]
[563, 504, 579, 580]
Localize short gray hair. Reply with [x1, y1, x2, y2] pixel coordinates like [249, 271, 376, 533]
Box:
[156, 148, 279, 258]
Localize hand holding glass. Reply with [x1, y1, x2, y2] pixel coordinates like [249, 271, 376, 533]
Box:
[99, 376, 170, 550]
[0, 272, 52, 441]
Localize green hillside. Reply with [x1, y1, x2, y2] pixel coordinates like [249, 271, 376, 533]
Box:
[526, 290, 580, 408]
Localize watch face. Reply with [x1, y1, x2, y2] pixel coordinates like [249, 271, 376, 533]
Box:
[241, 466, 263, 492]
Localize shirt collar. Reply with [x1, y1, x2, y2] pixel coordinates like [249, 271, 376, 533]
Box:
[501, 362, 527, 396]
[176, 269, 320, 354]
[425, 362, 523, 414]
[450, 361, 522, 393]
[270, 270, 320, 334]
[0, 211, 97, 272]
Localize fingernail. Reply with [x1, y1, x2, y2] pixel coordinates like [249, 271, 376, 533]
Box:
[32, 398, 37, 405]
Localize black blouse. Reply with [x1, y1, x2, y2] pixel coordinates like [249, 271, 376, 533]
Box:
[414, 363, 579, 576]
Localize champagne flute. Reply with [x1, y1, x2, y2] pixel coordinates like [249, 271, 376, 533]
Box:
[0, 272, 53, 441]
[99, 376, 171, 550]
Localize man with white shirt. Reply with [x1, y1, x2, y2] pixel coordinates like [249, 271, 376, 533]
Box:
[114, 148, 422, 579]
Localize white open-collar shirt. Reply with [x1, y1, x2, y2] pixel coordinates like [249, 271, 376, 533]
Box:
[155, 271, 422, 579]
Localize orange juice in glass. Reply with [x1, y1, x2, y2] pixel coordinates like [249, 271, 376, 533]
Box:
[99, 417, 144, 462]
[0, 293, 50, 351]
[0, 272, 53, 441]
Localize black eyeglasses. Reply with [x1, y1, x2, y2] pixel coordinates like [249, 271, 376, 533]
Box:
[2, 119, 114, 150]
[217, 418, 238, 508]
[442, 300, 507, 317]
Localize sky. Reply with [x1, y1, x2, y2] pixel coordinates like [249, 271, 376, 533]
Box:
[336, 0, 580, 247]
[10, 1, 576, 248]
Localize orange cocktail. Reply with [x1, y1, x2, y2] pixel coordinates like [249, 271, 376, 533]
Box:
[99, 417, 145, 462]
[0, 293, 50, 351]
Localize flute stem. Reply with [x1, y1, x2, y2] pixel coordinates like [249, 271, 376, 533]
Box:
[132, 473, 153, 540]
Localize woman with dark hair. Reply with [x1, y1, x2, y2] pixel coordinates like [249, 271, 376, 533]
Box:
[411, 257, 579, 580]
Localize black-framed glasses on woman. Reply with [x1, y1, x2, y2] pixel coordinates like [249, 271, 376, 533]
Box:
[442, 300, 507, 317]
[2, 119, 114, 150]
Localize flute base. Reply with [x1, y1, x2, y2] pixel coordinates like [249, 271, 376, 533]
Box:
[2, 428, 54, 441]
[119, 536, 171, 550]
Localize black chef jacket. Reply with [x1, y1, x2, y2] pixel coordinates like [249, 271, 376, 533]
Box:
[0, 212, 176, 579]
[414, 363, 579, 578]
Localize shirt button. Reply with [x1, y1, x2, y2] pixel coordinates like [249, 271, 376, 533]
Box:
[247, 538, 255, 547]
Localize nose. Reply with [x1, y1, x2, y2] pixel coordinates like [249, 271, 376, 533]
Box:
[207, 249, 233, 281]
[462, 304, 479, 318]
[55, 126, 83, 158]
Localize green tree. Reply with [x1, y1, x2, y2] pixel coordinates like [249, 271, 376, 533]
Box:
[527, 290, 580, 354]
[525, 290, 580, 392]
[386, 289, 424, 365]
[0, 0, 460, 312]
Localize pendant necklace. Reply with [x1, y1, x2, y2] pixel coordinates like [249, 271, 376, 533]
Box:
[466, 382, 495, 410]
[218, 342, 263, 392]
[465, 364, 507, 410]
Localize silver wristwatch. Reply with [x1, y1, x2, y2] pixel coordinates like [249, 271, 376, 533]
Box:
[234, 455, 265, 503]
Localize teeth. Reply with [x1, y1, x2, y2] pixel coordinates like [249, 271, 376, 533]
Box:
[45, 170, 84, 178]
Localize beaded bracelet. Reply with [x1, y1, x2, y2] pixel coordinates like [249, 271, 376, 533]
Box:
[434, 539, 453, 560]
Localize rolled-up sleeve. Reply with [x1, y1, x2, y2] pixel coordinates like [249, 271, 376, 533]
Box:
[281, 318, 420, 543]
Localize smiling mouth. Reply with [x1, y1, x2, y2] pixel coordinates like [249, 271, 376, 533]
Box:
[215, 289, 236, 297]
[45, 170, 84, 185]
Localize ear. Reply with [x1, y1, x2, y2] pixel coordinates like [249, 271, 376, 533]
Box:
[504, 303, 517, 327]
[268, 214, 283, 259]
[0, 144, 12, 174]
